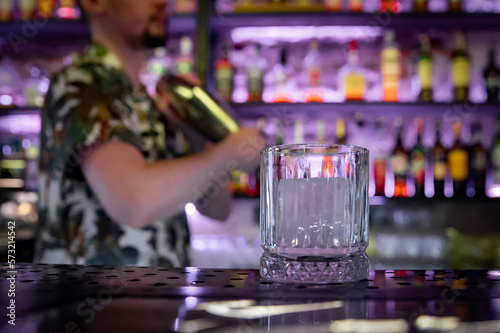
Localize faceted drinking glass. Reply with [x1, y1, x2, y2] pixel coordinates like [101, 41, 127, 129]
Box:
[260, 144, 369, 283]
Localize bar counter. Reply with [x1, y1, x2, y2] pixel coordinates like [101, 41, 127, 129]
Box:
[2, 263, 500, 332]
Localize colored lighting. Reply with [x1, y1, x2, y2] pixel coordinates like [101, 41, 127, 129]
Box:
[56, 7, 79, 19]
[231, 26, 383, 44]
[0, 95, 13, 105]
[185, 202, 196, 215]
[487, 185, 500, 198]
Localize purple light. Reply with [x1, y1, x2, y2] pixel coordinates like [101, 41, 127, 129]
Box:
[185, 296, 199, 308]
[0, 95, 13, 106]
[56, 7, 80, 19]
[231, 26, 383, 44]
[2, 145, 12, 156]
[30, 67, 40, 78]
[0, 115, 41, 134]
[487, 185, 500, 198]
[22, 139, 31, 150]
[185, 202, 196, 215]
[39, 80, 49, 94]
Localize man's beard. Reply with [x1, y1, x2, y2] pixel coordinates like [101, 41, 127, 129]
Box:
[127, 19, 168, 49]
[142, 29, 168, 49]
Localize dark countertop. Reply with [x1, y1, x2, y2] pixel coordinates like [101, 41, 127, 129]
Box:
[1, 263, 500, 332]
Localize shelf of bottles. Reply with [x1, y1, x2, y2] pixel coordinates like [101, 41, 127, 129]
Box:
[213, 27, 500, 104]
[205, 1, 500, 201]
[217, 0, 500, 15]
[230, 113, 500, 199]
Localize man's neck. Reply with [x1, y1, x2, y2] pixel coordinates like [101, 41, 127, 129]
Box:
[91, 24, 145, 88]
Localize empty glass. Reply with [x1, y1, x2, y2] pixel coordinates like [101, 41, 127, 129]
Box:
[260, 144, 369, 283]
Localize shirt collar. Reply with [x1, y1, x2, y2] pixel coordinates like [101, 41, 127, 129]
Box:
[82, 42, 122, 70]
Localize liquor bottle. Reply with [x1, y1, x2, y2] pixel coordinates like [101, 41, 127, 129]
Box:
[272, 46, 294, 103]
[215, 41, 234, 102]
[339, 41, 366, 102]
[177, 36, 194, 75]
[303, 39, 324, 103]
[336, 117, 346, 145]
[350, 0, 363, 12]
[324, 0, 341, 11]
[24, 65, 45, 107]
[0, 0, 15, 21]
[20, 0, 36, 20]
[380, 0, 398, 12]
[350, 111, 369, 151]
[418, 34, 433, 102]
[247, 43, 265, 103]
[275, 119, 284, 145]
[143, 47, 169, 96]
[448, 121, 468, 197]
[57, 0, 78, 19]
[176, 0, 196, 13]
[373, 117, 389, 196]
[432, 121, 446, 198]
[414, 0, 427, 11]
[37, 0, 55, 19]
[483, 50, 500, 104]
[392, 118, 408, 197]
[294, 119, 304, 143]
[492, 115, 500, 184]
[470, 122, 487, 197]
[316, 119, 326, 144]
[410, 118, 426, 197]
[380, 30, 401, 102]
[448, 0, 461, 12]
[452, 32, 469, 102]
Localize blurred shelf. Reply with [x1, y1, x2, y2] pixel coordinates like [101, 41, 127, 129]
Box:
[2, 102, 499, 118]
[211, 12, 500, 30]
[234, 3, 325, 13]
[0, 15, 196, 43]
[0, 107, 41, 116]
[0, 178, 24, 189]
[231, 102, 500, 118]
[233, 194, 500, 204]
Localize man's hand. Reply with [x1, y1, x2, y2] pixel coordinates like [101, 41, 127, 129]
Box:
[155, 73, 201, 125]
[216, 127, 266, 172]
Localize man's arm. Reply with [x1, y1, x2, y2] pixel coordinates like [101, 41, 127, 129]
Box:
[81, 128, 264, 229]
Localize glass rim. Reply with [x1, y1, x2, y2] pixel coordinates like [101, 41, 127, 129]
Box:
[261, 143, 369, 156]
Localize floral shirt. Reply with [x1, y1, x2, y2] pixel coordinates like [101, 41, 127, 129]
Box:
[34, 43, 191, 267]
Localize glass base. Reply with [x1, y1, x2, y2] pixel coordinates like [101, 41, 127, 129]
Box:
[260, 252, 369, 283]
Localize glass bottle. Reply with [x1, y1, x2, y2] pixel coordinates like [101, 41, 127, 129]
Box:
[452, 32, 470, 102]
[448, 121, 468, 197]
[392, 118, 408, 197]
[247, 43, 266, 103]
[339, 41, 366, 102]
[470, 122, 487, 197]
[272, 46, 294, 103]
[410, 118, 426, 197]
[483, 50, 500, 104]
[432, 121, 446, 198]
[215, 41, 234, 102]
[418, 34, 433, 102]
[380, 30, 401, 102]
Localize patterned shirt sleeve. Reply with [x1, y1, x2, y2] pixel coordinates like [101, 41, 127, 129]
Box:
[43, 63, 142, 179]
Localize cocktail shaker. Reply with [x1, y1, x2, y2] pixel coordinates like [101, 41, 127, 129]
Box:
[161, 75, 239, 143]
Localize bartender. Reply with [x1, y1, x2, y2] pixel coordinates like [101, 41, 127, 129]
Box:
[34, 0, 264, 267]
